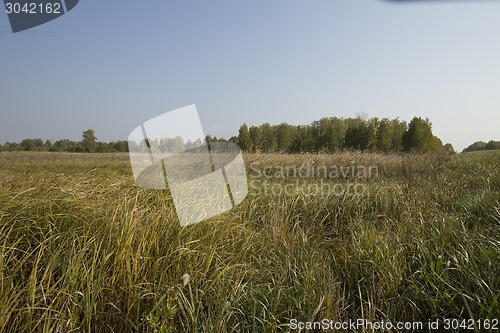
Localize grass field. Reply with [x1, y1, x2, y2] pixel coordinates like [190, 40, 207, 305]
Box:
[0, 151, 498, 332]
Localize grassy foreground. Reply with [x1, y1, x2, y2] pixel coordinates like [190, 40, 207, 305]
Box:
[0, 151, 498, 332]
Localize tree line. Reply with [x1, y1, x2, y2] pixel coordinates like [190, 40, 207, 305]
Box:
[462, 140, 500, 153]
[0, 129, 129, 153]
[228, 116, 454, 154]
[1, 117, 459, 154]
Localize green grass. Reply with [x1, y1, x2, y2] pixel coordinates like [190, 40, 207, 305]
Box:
[0, 151, 498, 332]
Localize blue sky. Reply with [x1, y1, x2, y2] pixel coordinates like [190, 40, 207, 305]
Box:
[0, 0, 499, 151]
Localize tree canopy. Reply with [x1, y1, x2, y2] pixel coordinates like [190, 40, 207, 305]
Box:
[0, 116, 459, 155]
[230, 116, 449, 154]
[463, 140, 500, 153]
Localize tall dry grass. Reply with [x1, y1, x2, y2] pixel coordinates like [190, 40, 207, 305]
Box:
[0, 150, 498, 332]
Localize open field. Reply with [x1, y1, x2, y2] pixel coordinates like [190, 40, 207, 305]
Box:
[0, 151, 498, 332]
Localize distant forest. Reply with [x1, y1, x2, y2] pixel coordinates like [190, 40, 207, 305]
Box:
[1, 116, 495, 154]
[0, 129, 128, 153]
[462, 140, 500, 153]
[224, 116, 451, 154]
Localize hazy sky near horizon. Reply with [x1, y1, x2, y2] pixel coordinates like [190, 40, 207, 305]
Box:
[0, 0, 499, 151]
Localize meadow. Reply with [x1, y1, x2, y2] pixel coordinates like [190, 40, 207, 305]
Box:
[0, 151, 498, 332]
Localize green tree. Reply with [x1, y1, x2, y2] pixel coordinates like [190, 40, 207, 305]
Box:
[463, 141, 486, 152]
[390, 119, 407, 151]
[260, 123, 275, 153]
[403, 117, 438, 153]
[330, 117, 347, 151]
[485, 140, 500, 150]
[20, 138, 44, 151]
[276, 123, 294, 153]
[314, 118, 330, 152]
[443, 143, 455, 155]
[237, 123, 252, 152]
[97, 142, 110, 153]
[366, 118, 378, 150]
[82, 129, 97, 153]
[376, 118, 392, 152]
[249, 126, 262, 153]
[44, 140, 53, 151]
[314, 117, 345, 152]
[345, 120, 369, 150]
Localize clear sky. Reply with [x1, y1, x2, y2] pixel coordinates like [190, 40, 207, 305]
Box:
[1, 0, 499, 151]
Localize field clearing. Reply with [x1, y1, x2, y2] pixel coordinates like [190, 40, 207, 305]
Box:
[0, 151, 499, 332]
